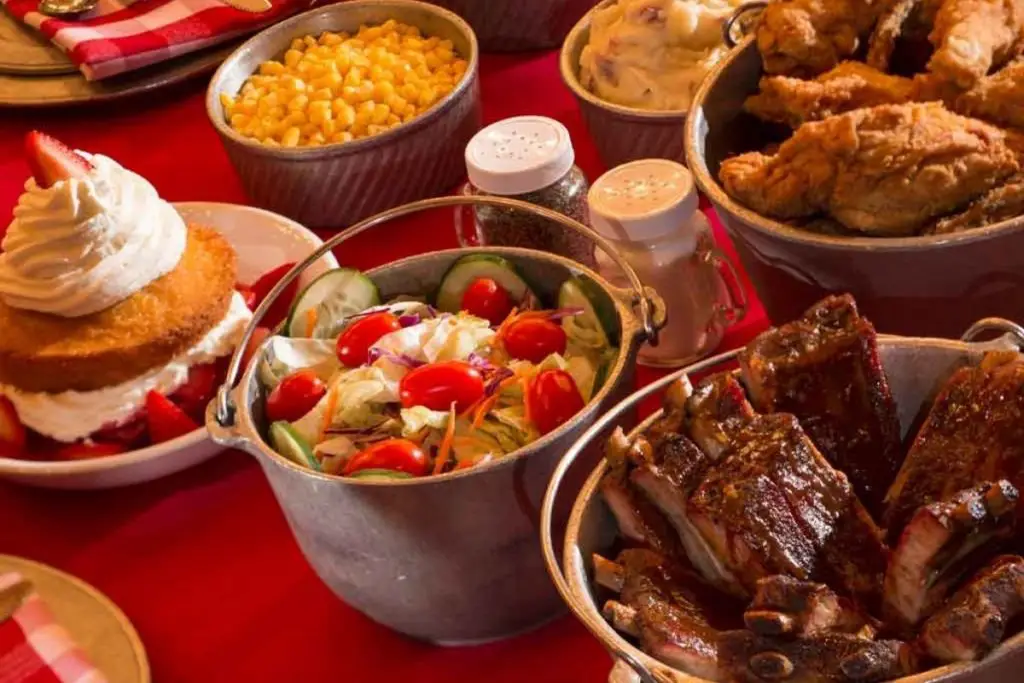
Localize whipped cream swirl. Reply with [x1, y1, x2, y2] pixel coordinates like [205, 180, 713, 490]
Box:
[0, 153, 187, 317]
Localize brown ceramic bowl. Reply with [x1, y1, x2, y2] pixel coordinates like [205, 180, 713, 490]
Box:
[560, 0, 688, 169]
[207, 195, 666, 645]
[543, 320, 1024, 683]
[426, 0, 601, 52]
[685, 38, 1024, 337]
[206, 0, 482, 229]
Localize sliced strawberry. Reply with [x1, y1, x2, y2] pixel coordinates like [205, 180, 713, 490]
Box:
[171, 363, 221, 421]
[0, 396, 27, 458]
[57, 442, 127, 460]
[24, 131, 94, 189]
[247, 263, 298, 327]
[237, 285, 258, 311]
[93, 412, 149, 447]
[145, 391, 199, 444]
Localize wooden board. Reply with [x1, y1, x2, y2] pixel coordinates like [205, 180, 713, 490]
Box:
[0, 6, 76, 75]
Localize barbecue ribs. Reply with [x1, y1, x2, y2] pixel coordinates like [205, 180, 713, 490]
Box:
[884, 351, 1024, 536]
[740, 295, 903, 517]
[920, 555, 1024, 662]
[883, 480, 1019, 630]
[745, 575, 880, 638]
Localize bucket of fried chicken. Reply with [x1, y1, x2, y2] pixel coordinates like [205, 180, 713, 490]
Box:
[542, 294, 1024, 683]
[204, 195, 666, 644]
[683, 0, 1024, 338]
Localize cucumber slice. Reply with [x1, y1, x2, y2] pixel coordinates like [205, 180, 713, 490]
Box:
[435, 254, 533, 313]
[286, 268, 380, 338]
[269, 421, 320, 471]
[348, 468, 414, 480]
[558, 276, 619, 347]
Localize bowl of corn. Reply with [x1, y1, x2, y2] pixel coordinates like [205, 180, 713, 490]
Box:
[207, 0, 482, 228]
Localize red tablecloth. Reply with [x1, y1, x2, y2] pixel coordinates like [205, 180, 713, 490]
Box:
[0, 51, 768, 682]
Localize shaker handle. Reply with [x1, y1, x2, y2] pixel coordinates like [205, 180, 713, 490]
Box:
[960, 318, 1024, 349]
[702, 244, 749, 326]
[214, 195, 663, 428]
[723, 1, 767, 48]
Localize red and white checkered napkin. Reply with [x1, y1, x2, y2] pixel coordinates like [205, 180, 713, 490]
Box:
[0, 573, 107, 683]
[1, 0, 314, 81]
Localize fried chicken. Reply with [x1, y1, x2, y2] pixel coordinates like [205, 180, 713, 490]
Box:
[745, 62, 918, 127]
[719, 102, 1020, 236]
[956, 59, 1024, 128]
[929, 173, 1024, 233]
[927, 0, 1024, 88]
[756, 0, 889, 75]
[866, 0, 923, 69]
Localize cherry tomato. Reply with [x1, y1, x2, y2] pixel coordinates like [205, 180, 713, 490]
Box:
[248, 262, 299, 327]
[266, 370, 327, 423]
[461, 277, 515, 326]
[399, 361, 485, 413]
[528, 369, 585, 435]
[503, 317, 567, 364]
[336, 312, 402, 367]
[342, 438, 429, 477]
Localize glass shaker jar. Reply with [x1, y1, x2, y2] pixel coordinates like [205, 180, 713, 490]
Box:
[456, 115, 596, 267]
[588, 159, 748, 367]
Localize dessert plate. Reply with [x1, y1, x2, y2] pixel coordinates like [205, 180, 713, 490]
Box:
[0, 555, 150, 683]
[0, 202, 339, 490]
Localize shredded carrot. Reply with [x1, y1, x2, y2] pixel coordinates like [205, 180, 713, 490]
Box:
[433, 403, 457, 475]
[471, 393, 501, 430]
[317, 383, 339, 443]
[304, 308, 319, 337]
[493, 306, 519, 342]
[521, 376, 534, 424]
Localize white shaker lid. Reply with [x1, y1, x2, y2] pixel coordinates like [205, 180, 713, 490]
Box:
[465, 116, 576, 196]
[588, 159, 699, 243]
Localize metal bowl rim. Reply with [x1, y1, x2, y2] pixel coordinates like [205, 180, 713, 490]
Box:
[685, 37, 1024, 253]
[228, 245, 644, 488]
[559, 0, 688, 121]
[204, 0, 480, 160]
[559, 332, 1024, 683]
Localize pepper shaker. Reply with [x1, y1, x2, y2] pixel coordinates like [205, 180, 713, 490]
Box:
[588, 159, 748, 367]
[456, 116, 596, 267]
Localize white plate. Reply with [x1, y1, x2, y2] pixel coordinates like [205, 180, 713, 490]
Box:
[0, 202, 339, 490]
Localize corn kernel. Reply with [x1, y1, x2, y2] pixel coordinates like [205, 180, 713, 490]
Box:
[320, 31, 343, 46]
[356, 80, 374, 102]
[230, 113, 250, 128]
[370, 103, 390, 125]
[417, 87, 436, 107]
[284, 49, 303, 67]
[308, 100, 332, 124]
[373, 80, 395, 101]
[386, 113, 401, 126]
[220, 93, 236, 109]
[259, 60, 285, 76]
[333, 131, 354, 143]
[287, 94, 309, 112]
[310, 87, 332, 102]
[344, 66, 362, 87]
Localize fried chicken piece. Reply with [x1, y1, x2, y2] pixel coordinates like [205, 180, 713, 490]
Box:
[756, 0, 889, 75]
[745, 62, 918, 127]
[866, 0, 922, 69]
[927, 0, 1024, 88]
[719, 102, 1020, 235]
[929, 173, 1024, 233]
[956, 59, 1024, 128]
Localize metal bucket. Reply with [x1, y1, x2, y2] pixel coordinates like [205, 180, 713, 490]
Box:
[684, 34, 1024, 338]
[541, 317, 1024, 682]
[205, 195, 666, 645]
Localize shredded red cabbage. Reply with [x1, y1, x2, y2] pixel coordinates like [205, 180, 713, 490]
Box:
[368, 347, 425, 369]
[544, 307, 584, 321]
[398, 314, 421, 327]
[483, 367, 515, 396]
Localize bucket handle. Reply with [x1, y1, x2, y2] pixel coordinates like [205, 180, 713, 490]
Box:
[539, 347, 742, 683]
[961, 317, 1024, 349]
[723, 1, 767, 49]
[214, 195, 664, 428]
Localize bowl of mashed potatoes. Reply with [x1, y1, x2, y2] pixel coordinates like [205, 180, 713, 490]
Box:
[561, 0, 744, 168]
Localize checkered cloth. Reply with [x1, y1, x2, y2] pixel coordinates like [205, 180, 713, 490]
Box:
[1, 0, 315, 81]
[0, 573, 106, 683]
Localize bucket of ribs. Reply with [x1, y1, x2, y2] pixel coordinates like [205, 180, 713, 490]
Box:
[206, 195, 666, 645]
[684, 0, 1024, 338]
[541, 294, 1024, 683]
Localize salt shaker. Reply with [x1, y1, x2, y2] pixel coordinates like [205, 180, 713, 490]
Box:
[588, 159, 747, 367]
[457, 116, 596, 267]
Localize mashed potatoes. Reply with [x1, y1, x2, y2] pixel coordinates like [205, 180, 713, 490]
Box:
[579, 0, 743, 111]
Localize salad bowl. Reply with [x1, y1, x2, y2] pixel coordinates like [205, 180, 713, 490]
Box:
[206, 195, 666, 644]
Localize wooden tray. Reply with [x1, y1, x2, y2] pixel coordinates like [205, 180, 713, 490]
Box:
[0, 555, 150, 683]
[0, 7, 242, 107]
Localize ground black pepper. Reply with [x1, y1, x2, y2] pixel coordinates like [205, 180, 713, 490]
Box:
[465, 165, 597, 268]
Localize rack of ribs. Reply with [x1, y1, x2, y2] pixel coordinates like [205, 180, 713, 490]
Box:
[883, 481, 1019, 631]
[740, 294, 903, 518]
[745, 575, 880, 639]
[920, 555, 1024, 662]
[718, 630, 918, 683]
[592, 548, 739, 681]
[884, 351, 1024, 538]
